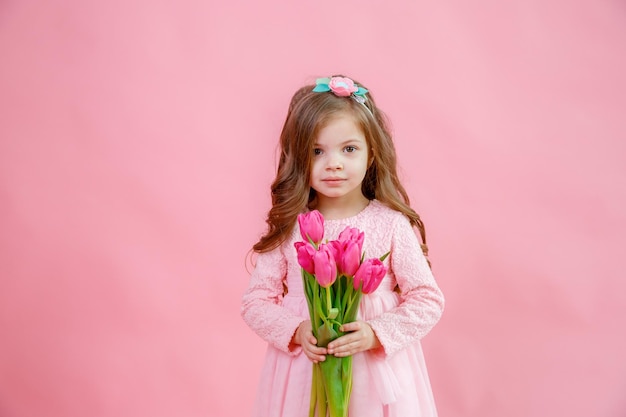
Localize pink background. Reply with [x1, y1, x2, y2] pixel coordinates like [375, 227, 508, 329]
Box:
[1, 1, 625, 416]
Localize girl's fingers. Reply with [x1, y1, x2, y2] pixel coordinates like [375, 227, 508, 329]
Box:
[328, 337, 356, 354]
[310, 345, 327, 355]
[303, 339, 327, 362]
[339, 321, 361, 332]
[328, 321, 378, 355]
[306, 346, 327, 363]
[304, 320, 377, 359]
[328, 329, 362, 349]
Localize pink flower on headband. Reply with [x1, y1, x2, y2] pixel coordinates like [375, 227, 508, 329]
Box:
[328, 77, 358, 97]
[312, 76, 369, 98]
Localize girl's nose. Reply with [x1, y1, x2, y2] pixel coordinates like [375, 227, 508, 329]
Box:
[327, 159, 343, 170]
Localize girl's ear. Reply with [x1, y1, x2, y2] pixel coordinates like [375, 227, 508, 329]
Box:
[368, 149, 375, 167]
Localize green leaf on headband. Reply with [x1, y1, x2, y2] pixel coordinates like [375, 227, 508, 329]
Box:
[355, 87, 369, 95]
[313, 84, 331, 92]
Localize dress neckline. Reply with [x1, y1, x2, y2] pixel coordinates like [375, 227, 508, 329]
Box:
[323, 199, 376, 224]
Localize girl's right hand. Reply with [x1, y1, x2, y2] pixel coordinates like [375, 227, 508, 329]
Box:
[293, 320, 327, 363]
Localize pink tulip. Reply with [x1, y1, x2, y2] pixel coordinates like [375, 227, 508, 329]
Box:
[329, 240, 343, 264]
[330, 240, 361, 277]
[313, 243, 337, 288]
[341, 241, 361, 277]
[294, 241, 316, 274]
[338, 226, 364, 253]
[353, 258, 387, 294]
[297, 210, 324, 245]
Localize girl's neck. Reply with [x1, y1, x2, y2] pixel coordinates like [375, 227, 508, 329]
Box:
[311, 194, 370, 220]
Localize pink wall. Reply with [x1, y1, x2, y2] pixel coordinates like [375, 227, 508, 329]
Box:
[1, 1, 625, 416]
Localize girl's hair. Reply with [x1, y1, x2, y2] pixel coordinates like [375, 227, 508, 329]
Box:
[253, 75, 429, 261]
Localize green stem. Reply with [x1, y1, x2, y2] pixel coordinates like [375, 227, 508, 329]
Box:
[309, 362, 317, 417]
[326, 286, 332, 316]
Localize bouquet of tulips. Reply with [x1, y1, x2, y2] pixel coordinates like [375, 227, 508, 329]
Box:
[295, 210, 389, 417]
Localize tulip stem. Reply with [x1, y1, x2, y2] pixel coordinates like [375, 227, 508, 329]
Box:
[326, 286, 332, 314]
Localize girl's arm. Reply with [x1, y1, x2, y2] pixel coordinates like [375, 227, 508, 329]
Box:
[367, 214, 445, 357]
[241, 247, 307, 355]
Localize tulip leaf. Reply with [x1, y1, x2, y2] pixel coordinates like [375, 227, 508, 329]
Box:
[320, 355, 350, 417]
[315, 363, 327, 417]
[316, 323, 338, 347]
[309, 363, 317, 417]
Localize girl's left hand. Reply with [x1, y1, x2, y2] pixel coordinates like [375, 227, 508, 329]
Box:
[326, 321, 381, 357]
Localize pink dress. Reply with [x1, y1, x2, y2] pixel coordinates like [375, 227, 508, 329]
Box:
[241, 200, 444, 417]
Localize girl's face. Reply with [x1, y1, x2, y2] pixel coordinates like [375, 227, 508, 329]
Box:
[310, 111, 370, 206]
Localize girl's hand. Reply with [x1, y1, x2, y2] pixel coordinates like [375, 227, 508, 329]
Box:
[326, 321, 381, 357]
[293, 320, 327, 363]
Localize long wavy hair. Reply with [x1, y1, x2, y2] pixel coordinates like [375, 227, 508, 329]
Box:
[253, 76, 429, 261]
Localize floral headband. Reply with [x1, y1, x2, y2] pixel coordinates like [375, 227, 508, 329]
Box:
[312, 76, 369, 104]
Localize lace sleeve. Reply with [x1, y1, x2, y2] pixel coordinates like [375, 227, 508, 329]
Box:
[367, 214, 445, 357]
[240, 248, 305, 355]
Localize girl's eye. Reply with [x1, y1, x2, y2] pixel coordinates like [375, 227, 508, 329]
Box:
[313, 148, 322, 156]
[345, 146, 357, 153]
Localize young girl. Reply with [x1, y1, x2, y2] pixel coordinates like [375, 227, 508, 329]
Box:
[241, 75, 444, 417]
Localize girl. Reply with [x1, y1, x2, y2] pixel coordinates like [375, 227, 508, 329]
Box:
[241, 75, 444, 417]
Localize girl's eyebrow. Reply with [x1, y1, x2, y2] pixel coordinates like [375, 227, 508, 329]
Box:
[341, 138, 363, 144]
[314, 138, 365, 147]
